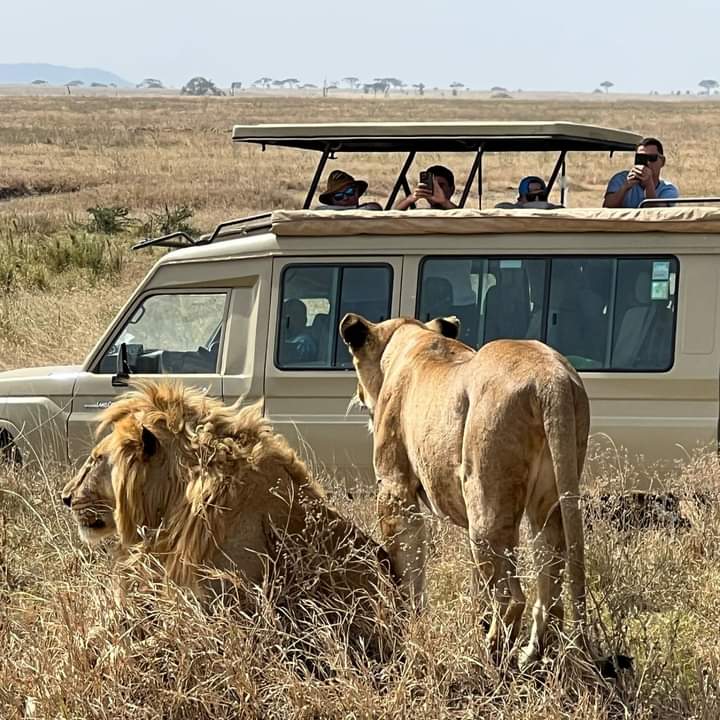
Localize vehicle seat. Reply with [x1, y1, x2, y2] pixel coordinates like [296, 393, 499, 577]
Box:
[419, 276, 454, 321]
[483, 268, 530, 342]
[311, 313, 331, 363]
[546, 270, 604, 361]
[612, 272, 671, 369]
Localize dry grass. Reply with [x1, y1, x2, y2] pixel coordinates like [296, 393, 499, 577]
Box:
[1, 449, 719, 719]
[2, 94, 720, 717]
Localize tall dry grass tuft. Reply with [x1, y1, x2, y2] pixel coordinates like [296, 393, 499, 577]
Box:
[2, 448, 720, 718]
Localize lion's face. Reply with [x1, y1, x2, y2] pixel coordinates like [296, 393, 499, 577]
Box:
[339, 314, 461, 416]
[61, 435, 116, 545]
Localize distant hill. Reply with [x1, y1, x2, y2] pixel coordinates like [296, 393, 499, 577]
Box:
[0, 63, 132, 87]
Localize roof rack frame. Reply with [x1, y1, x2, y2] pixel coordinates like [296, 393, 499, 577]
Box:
[132, 231, 197, 251]
[206, 213, 273, 242]
[639, 197, 720, 208]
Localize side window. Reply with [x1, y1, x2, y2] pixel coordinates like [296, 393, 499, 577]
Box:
[483, 259, 548, 344]
[278, 264, 392, 369]
[546, 257, 678, 371]
[418, 255, 678, 372]
[97, 293, 227, 374]
[611, 258, 678, 370]
[546, 258, 613, 369]
[418, 258, 547, 348]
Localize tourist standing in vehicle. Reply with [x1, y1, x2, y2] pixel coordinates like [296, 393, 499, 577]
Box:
[395, 165, 458, 210]
[316, 170, 382, 210]
[603, 138, 679, 208]
[495, 176, 562, 209]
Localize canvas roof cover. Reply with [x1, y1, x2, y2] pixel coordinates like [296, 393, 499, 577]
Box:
[269, 207, 720, 236]
[232, 121, 642, 153]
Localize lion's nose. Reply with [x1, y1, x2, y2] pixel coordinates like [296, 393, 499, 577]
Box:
[62, 494, 72, 508]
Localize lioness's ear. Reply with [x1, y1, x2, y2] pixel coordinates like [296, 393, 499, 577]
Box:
[425, 315, 461, 339]
[141, 426, 157, 459]
[340, 313, 371, 350]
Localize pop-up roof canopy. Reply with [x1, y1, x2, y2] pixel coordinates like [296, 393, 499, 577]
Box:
[232, 121, 642, 210]
[231, 121, 641, 153]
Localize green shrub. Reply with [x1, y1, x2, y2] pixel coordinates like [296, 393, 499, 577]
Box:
[140, 204, 198, 237]
[86, 205, 135, 234]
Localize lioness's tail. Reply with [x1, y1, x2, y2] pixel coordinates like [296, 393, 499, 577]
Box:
[539, 371, 590, 627]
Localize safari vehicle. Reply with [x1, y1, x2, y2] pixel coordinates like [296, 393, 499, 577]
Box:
[2, 121, 719, 481]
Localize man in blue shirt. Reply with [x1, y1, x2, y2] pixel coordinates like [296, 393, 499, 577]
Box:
[603, 137, 679, 208]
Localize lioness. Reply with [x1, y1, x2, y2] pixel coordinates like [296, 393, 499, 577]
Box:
[340, 313, 590, 667]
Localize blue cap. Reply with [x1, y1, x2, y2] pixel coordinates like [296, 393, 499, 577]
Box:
[518, 176, 547, 196]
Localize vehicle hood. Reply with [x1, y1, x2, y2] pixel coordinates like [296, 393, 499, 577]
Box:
[0, 365, 83, 396]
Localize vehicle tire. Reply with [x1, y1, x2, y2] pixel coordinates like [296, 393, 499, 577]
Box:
[0, 429, 21, 465]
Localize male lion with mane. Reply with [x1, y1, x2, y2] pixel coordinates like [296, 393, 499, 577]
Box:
[340, 313, 590, 668]
[61, 381, 395, 653]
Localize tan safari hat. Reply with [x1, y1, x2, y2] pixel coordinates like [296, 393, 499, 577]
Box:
[318, 170, 368, 204]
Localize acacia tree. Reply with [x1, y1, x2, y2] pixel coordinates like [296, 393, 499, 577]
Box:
[342, 76, 360, 89]
[450, 81, 464, 96]
[137, 78, 164, 89]
[600, 80, 614, 93]
[698, 79, 719, 94]
[181, 76, 225, 96]
[253, 77, 273, 88]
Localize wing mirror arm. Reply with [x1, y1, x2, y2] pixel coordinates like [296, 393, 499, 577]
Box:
[111, 342, 131, 387]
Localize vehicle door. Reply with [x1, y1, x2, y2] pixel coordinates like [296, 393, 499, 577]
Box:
[67, 289, 230, 463]
[264, 256, 402, 488]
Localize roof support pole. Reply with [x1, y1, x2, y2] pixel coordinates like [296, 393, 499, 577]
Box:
[478, 149, 483, 208]
[385, 151, 416, 210]
[459, 146, 484, 208]
[545, 150, 567, 199]
[303, 146, 331, 209]
[560, 155, 567, 206]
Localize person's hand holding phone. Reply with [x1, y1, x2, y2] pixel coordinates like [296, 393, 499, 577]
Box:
[626, 165, 643, 186]
[414, 171, 433, 201]
[638, 164, 654, 189]
[428, 177, 450, 206]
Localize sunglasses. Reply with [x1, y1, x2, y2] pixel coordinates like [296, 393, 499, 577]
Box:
[527, 191, 548, 202]
[635, 153, 661, 165]
[332, 186, 356, 201]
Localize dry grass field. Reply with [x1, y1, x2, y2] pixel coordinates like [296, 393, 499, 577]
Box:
[2, 94, 720, 718]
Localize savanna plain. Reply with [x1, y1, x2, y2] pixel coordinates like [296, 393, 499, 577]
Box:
[1, 94, 720, 718]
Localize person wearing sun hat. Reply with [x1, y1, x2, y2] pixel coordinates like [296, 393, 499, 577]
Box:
[315, 170, 382, 210]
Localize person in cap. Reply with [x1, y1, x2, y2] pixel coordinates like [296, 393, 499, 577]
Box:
[315, 170, 382, 211]
[495, 176, 561, 209]
[603, 137, 678, 209]
[395, 165, 458, 210]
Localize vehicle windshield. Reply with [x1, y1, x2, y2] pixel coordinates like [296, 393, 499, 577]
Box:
[97, 292, 227, 375]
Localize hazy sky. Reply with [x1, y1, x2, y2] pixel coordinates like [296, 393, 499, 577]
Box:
[2, 0, 717, 92]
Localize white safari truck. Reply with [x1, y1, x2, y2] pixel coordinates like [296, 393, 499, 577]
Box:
[1, 122, 718, 481]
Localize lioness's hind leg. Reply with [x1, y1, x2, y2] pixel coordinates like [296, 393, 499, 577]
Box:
[467, 519, 525, 657]
[520, 464, 566, 669]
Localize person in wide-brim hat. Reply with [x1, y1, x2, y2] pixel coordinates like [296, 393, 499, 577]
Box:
[318, 170, 369, 206]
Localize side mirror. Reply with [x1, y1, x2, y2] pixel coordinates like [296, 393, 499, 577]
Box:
[111, 342, 131, 387]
